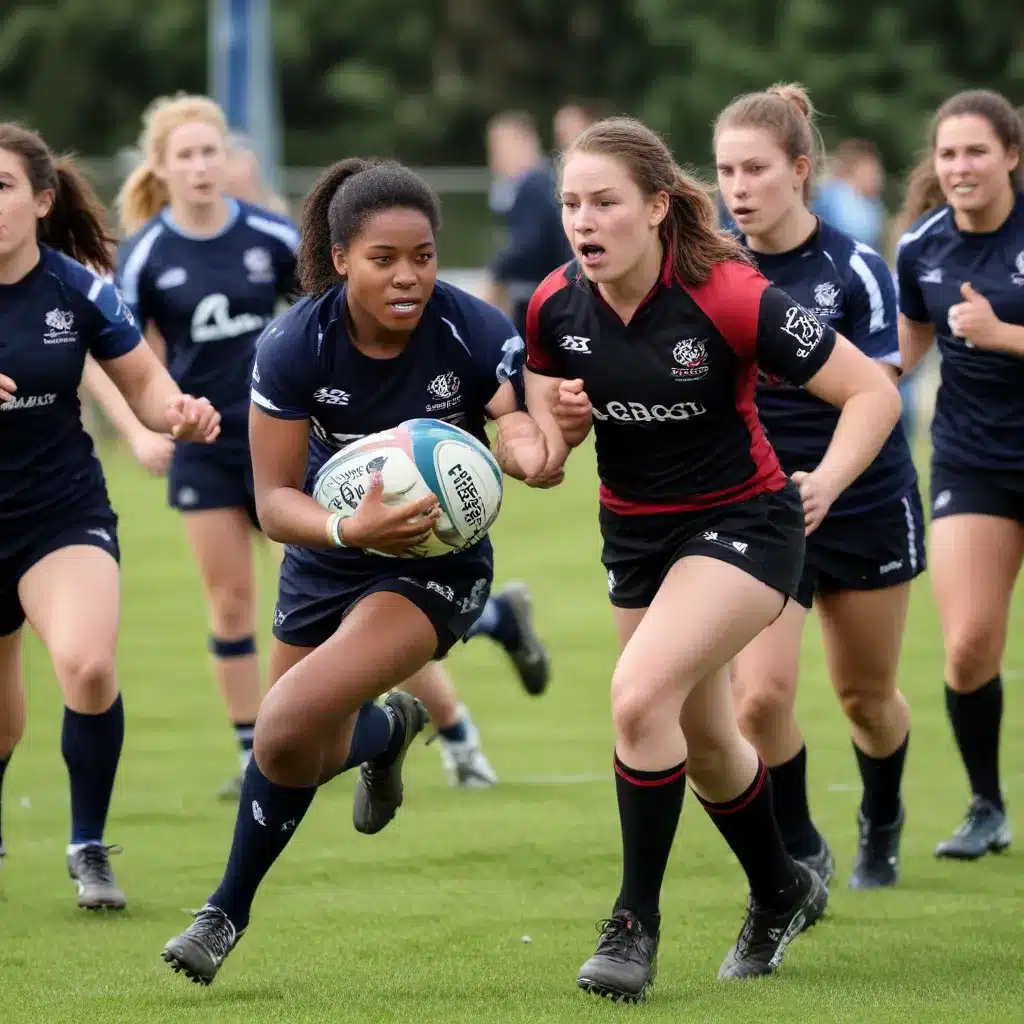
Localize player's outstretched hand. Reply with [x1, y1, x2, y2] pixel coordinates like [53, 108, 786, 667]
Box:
[130, 429, 175, 476]
[167, 395, 221, 443]
[552, 378, 593, 447]
[344, 473, 441, 555]
[0, 373, 16, 403]
[791, 470, 838, 536]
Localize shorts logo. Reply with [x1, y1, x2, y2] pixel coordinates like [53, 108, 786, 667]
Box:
[313, 387, 350, 406]
[781, 304, 824, 358]
[459, 577, 490, 616]
[591, 400, 707, 424]
[813, 282, 839, 308]
[177, 486, 200, 507]
[702, 531, 749, 557]
[607, 569, 616, 595]
[244, 246, 275, 283]
[559, 335, 591, 353]
[1012, 251, 1024, 285]
[273, 607, 287, 627]
[933, 489, 952, 512]
[86, 527, 112, 543]
[880, 560, 904, 574]
[671, 338, 709, 381]
[44, 308, 77, 345]
[399, 577, 455, 602]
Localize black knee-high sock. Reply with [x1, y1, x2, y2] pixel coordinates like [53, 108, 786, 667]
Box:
[612, 753, 687, 937]
[853, 733, 908, 826]
[767, 747, 822, 858]
[208, 758, 317, 931]
[945, 677, 1003, 810]
[696, 761, 801, 912]
[0, 754, 9, 851]
[62, 695, 124, 845]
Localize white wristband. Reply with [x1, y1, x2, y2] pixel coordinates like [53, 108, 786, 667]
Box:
[326, 512, 347, 548]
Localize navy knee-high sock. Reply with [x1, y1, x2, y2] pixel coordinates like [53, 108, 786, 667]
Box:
[208, 759, 317, 931]
[62, 694, 124, 846]
[340, 701, 403, 772]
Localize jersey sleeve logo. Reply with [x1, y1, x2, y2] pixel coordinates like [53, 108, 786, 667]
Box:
[44, 308, 77, 345]
[671, 338, 709, 381]
[781, 305, 824, 358]
[312, 387, 350, 406]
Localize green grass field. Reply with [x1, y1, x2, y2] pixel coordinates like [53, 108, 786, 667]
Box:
[1, 438, 1022, 1023]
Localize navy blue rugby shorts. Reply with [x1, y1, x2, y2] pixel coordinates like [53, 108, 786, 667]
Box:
[930, 457, 1024, 525]
[794, 486, 926, 609]
[168, 428, 259, 528]
[272, 543, 494, 658]
[0, 504, 120, 636]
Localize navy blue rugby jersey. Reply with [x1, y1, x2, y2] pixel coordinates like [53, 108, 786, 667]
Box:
[116, 198, 298, 430]
[525, 257, 837, 513]
[751, 220, 917, 516]
[250, 279, 524, 568]
[0, 246, 141, 524]
[897, 192, 1024, 470]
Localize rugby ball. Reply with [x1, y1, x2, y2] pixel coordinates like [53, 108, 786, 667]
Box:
[312, 418, 503, 558]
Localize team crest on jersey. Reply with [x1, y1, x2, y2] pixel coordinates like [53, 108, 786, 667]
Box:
[1012, 250, 1024, 285]
[813, 282, 840, 308]
[671, 338, 709, 381]
[243, 246, 275, 283]
[43, 308, 76, 345]
[426, 371, 462, 413]
[781, 305, 824, 358]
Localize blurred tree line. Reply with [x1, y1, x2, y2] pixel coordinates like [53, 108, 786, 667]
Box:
[0, 0, 1019, 187]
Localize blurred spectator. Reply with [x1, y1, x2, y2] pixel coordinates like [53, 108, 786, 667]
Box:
[483, 110, 571, 333]
[225, 132, 291, 216]
[814, 139, 886, 251]
[553, 101, 603, 151]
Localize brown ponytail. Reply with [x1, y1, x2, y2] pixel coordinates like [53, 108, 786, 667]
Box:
[0, 124, 115, 274]
[565, 116, 750, 285]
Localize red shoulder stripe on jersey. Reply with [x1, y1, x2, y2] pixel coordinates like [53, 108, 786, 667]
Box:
[525, 261, 575, 375]
[680, 260, 768, 362]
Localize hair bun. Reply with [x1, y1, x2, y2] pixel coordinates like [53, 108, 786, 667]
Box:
[767, 82, 814, 121]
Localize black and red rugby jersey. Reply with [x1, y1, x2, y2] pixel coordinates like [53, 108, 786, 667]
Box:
[525, 256, 837, 513]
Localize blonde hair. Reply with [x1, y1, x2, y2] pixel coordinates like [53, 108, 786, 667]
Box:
[714, 82, 823, 202]
[115, 93, 228, 235]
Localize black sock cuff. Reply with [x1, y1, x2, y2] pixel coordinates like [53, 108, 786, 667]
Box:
[613, 753, 686, 786]
[852, 731, 909, 764]
[63, 693, 123, 720]
[696, 760, 768, 814]
[946, 674, 1002, 698]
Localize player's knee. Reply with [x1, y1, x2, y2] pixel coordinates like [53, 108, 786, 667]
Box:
[208, 582, 255, 637]
[610, 682, 667, 749]
[945, 628, 1001, 690]
[252, 707, 323, 784]
[51, 646, 117, 711]
[734, 670, 796, 740]
[683, 729, 737, 782]
[837, 685, 891, 733]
